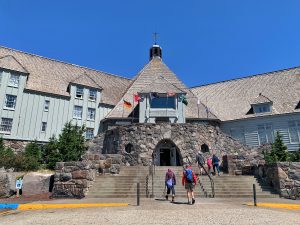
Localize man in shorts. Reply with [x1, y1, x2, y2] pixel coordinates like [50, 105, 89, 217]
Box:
[182, 164, 197, 205]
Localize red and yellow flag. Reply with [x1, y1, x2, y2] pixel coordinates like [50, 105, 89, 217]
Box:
[123, 100, 132, 109]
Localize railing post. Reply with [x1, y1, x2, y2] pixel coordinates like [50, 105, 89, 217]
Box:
[137, 182, 140, 206]
[253, 184, 257, 206]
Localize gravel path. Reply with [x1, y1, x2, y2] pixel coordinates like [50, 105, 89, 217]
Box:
[1, 198, 299, 225]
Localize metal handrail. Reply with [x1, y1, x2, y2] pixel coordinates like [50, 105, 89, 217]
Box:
[185, 156, 215, 198]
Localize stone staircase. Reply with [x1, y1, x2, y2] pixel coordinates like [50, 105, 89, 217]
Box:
[86, 166, 278, 198]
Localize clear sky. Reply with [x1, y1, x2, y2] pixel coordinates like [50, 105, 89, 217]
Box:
[1, 1, 300, 87]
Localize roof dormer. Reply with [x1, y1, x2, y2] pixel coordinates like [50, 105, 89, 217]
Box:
[248, 93, 273, 114]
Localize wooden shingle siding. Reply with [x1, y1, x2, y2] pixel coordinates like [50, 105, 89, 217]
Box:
[221, 113, 300, 151]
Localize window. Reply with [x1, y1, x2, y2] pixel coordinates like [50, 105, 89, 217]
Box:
[125, 143, 133, 153]
[73, 105, 83, 119]
[0, 118, 13, 133]
[4, 95, 17, 109]
[85, 128, 94, 139]
[89, 89, 97, 101]
[8, 74, 20, 87]
[87, 108, 95, 120]
[44, 100, 50, 111]
[254, 104, 271, 113]
[76, 86, 84, 99]
[288, 121, 300, 143]
[41, 122, 47, 132]
[230, 127, 246, 143]
[150, 97, 175, 109]
[258, 124, 274, 145]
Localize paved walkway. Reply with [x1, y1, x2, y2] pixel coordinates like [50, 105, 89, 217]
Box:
[0, 198, 299, 225]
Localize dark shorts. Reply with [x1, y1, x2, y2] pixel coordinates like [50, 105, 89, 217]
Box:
[185, 182, 195, 191]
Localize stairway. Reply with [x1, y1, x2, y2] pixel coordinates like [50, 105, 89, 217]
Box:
[86, 166, 278, 198]
[86, 166, 148, 198]
[200, 176, 278, 198]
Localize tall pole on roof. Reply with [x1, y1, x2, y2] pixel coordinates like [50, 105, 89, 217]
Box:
[153, 32, 158, 45]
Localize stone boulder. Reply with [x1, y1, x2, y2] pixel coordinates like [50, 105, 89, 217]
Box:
[22, 172, 54, 196]
[0, 168, 16, 198]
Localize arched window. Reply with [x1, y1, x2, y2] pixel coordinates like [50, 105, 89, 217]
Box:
[201, 144, 209, 153]
[125, 143, 133, 154]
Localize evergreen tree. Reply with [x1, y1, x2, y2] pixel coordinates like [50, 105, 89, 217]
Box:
[264, 132, 288, 163]
[24, 141, 41, 161]
[42, 136, 62, 169]
[57, 122, 87, 162]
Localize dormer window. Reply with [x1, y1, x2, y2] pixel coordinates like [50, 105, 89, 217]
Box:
[76, 86, 84, 99]
[250, 93, 272, 115]
[8, 74, 20, 87]
[257, 104, 271, 113]
[89, 89, 97, 101]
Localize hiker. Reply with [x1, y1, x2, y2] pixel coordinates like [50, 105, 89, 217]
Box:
[196, 151, 205, 175]
[182, 164, 197, 205]
[212, 154, 220, 176]
[207, 157, 213, 176]
[165, 169, 176, 202]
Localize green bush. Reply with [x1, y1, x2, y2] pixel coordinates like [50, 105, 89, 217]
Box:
[289, 148, 300, 162]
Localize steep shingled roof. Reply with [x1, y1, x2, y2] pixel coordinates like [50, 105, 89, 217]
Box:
[70, 72, 103, 90]
[0, 46, 131, 105]
[0, 55, 28, 74]
[191, 67, 300, 121]
[106, 57, 218, 119]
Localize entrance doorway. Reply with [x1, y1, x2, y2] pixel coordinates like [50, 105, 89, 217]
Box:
[154, 139, 182, 166]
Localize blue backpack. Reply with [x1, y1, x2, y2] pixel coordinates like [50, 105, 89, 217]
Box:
[185, 169, 193, 182]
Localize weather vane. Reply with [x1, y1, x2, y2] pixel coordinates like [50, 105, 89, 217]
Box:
[153, 32, 158, 45]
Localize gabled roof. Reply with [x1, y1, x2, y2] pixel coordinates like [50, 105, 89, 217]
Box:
[70, 72, 103, 91]
[191, 67, 300, 121]
[0, 46, 131, 105]
[250, 93, 272, 105]
[106, 57, 218, 120]
[140, 76, 185, 94]
[0, 55, 28, 74]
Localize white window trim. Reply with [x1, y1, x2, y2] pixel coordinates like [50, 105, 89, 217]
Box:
[257, 124, 274, 146]
[8, 74, 20, 88]
[4, 95, 17, 111]
[85, 128, 94, 139]
[41, 122, 47, 133]
[73, 105, 83, 119]
[288, 121, 300, 144]
[88, 89, 97, 101]
[75, 86, 84, 99]
[87, 108, 96, 121]
[0, 118, 13, 134]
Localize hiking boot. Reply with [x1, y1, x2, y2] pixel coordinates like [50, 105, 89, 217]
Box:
[192, 198, 195, 204]
[171, 196, 175, 202]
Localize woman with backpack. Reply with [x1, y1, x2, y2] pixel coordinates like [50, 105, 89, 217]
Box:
[165, 168, 176, 202]
[182, 164, 197, 205]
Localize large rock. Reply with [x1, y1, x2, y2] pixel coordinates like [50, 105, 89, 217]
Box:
[22, 172, 53, 196]
[0, 168, 16, 198]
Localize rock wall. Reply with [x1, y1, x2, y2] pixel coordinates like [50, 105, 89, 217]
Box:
[52, 161, 96, 198]
[255, 162, 300, 196]
[0, 168, 16, 198]
[3, 139, 30, 153]
[99, 123, 263, 171]
[22, 172, 54, 196]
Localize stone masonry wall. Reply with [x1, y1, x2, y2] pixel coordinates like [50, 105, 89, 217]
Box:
[99, 123, 264, 172]
[256, 162, 300, 196]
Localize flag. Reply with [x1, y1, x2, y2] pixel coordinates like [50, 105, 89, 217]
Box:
[134, 94, 141, 102]
[167, 91, 175, 97]
[197, 98, 201, 105]
[179, 95, 188, 106]
[150, 92, 159, 100]
[123, 100, 132, 109]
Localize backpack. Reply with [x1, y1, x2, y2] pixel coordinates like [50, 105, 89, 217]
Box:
[185, 169, 193, 183]
[166, 178, 173, 188]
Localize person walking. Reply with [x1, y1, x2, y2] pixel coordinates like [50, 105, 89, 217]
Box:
[212, 154, 220, 176]
[165, 168, 176, 202]
[207, 157, 213, 176]
[182, 165, 197, 205]
[196, 151, 205, 175]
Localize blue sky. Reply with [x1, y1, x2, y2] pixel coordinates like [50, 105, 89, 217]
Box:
[1, 1, 300, 87]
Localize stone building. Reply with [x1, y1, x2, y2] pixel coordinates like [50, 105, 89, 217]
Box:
[0, 44, 299, 159]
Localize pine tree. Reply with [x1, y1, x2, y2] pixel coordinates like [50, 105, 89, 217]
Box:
[271, 132, 288, 162]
